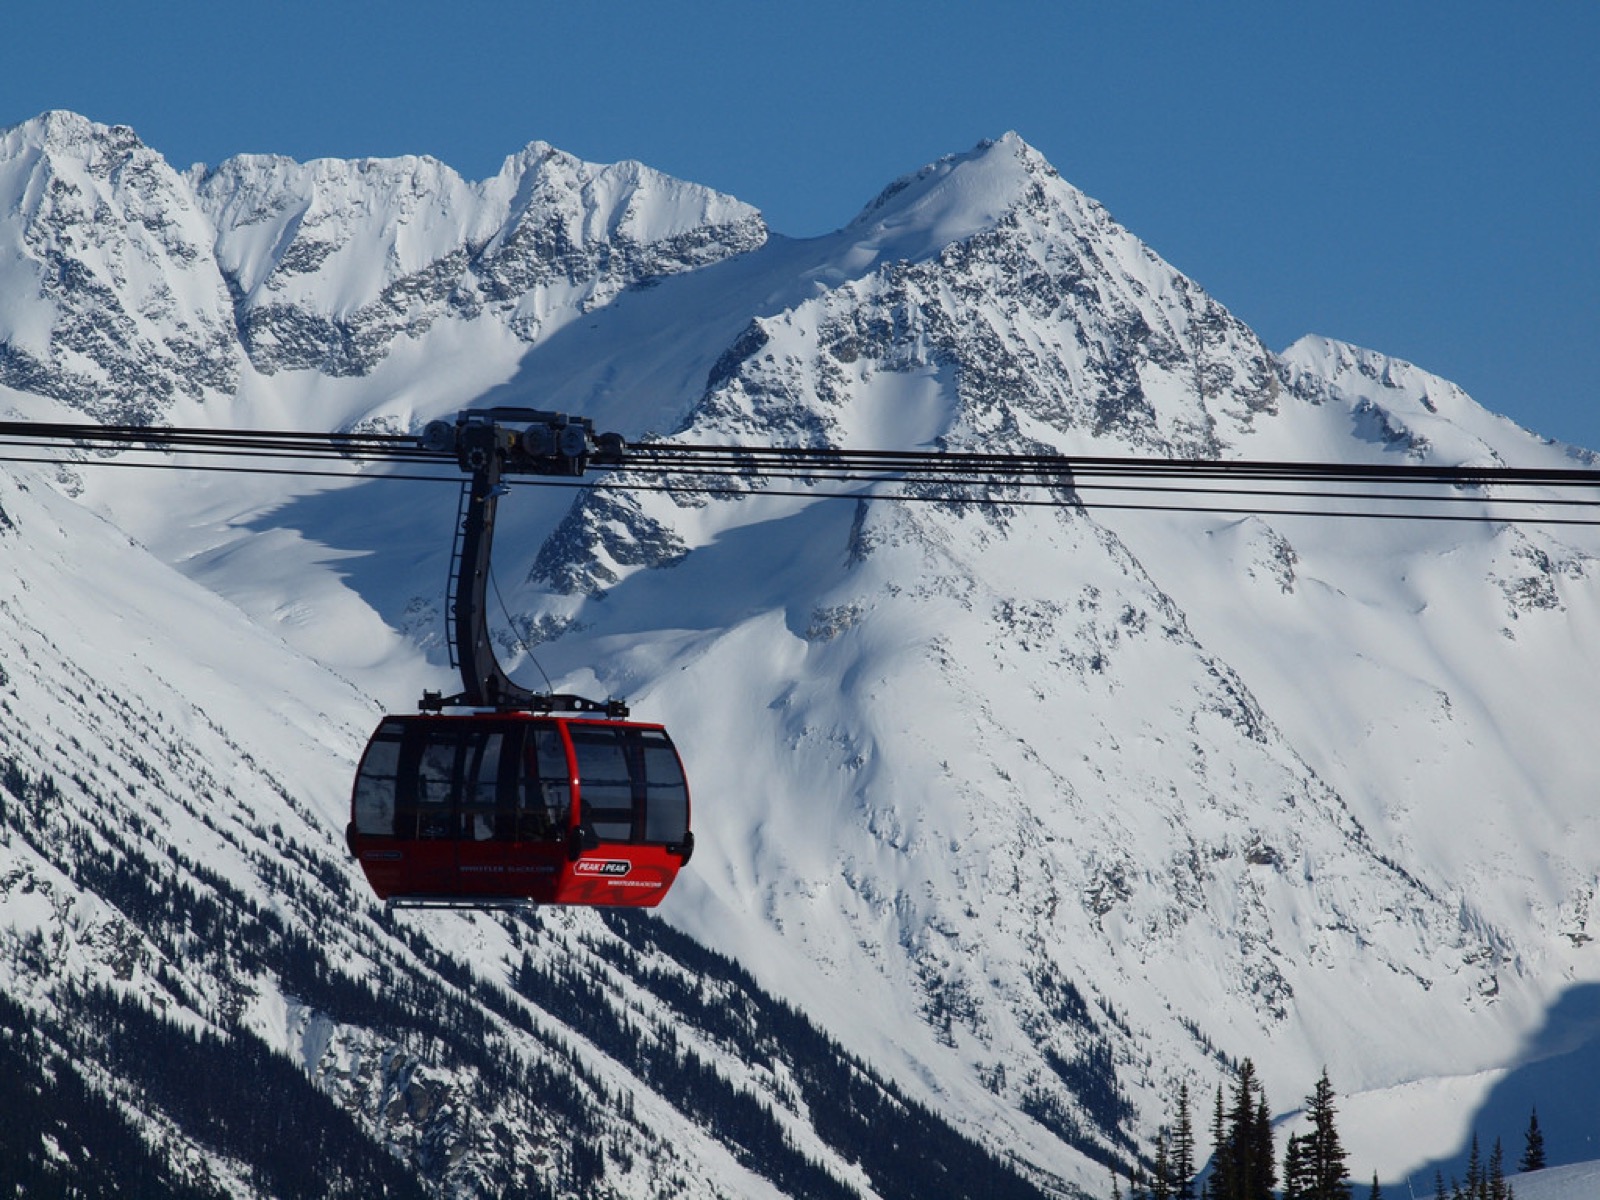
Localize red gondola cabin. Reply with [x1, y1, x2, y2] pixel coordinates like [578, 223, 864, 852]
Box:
[347, 713, 692, 906]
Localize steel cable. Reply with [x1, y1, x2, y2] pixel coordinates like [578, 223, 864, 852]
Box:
[3, 419, 1600, 524]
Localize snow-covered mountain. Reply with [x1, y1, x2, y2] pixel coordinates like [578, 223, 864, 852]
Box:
[0, 430, 1053, 1198]
[2, 110, 1598, 1196]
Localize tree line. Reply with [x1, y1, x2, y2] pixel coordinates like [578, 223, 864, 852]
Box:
[1113, 1061, 1550, 1200]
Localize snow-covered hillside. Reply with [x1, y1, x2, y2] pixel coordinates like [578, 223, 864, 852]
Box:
[1508, 1161, 1600, 1200]
[2, 110, 1598, 1196]
[0, 445, 1060, 1198]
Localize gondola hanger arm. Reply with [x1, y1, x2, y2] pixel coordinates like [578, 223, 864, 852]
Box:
[419, 407, 629, 715]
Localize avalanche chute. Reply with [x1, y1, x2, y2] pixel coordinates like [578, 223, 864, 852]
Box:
[346, 408, 694, 908]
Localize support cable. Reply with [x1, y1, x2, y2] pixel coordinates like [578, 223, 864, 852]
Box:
[3, 418, 1600, 525]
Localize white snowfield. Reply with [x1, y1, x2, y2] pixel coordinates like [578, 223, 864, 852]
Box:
[1488, 1162, 1600, 1200]
[2, 111, 1598, 1195]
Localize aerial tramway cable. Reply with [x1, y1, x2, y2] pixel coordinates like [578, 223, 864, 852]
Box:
[3, 417, 1600, 525]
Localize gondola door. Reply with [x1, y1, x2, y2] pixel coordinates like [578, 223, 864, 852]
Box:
[455, 721, 570, 901]
[452, 724, 509, 895]
[558, 721, 691, 906]
[399, 726, 465, 896]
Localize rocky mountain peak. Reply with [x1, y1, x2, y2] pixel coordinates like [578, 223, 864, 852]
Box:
[3, 109, 145, 163]
[0, 112, 237, 422]
[683, 130, 1272, 463]
[848, 130, 1049, 244]
[0, 112, 771, 421]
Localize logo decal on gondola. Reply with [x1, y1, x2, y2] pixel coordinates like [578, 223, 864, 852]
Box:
[573, 858, 632, 878]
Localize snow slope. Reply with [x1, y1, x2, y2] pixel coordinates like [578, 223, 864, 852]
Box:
[3, 112, 1599, 1194]
[0, 444, 1059, 1198]
[1509, 1162, 1600, 1200]
[471, 133, 1600, 1181]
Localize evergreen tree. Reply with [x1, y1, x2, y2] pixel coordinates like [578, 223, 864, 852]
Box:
[1465, 1134, 1484, 1200]
[1518, 1108, 1546, 1173]
[1173, 1083, 1198, 1200]
[1303, 1068, 1351, 1200]
[1210, 1084, 1234, 1200]
[1282, 1132, 1310, 1200]
[1226, 1061, 1261, 1200]
[1252, 1096, 1278, 1200]
[1213, 1060, 1275, 1200]
[1368, 1173, 1382, 1200]
[1152, 1128, 1173, 1200]
[1488, 1138, 1508, 1200]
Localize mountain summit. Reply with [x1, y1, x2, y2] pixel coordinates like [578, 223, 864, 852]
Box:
[2, 112, 1598, 1196]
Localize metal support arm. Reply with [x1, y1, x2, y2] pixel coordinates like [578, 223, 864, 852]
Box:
[418, 407, 628, 715]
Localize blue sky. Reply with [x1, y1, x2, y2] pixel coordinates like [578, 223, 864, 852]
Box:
[4, 2, 1596, 449]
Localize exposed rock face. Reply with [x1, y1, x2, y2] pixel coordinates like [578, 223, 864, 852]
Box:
[0, 113, 766, 417]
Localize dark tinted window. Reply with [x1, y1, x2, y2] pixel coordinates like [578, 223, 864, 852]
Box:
[352, 721, 405, 835]
[571, 726, 636, 842]
[517, 725, 570, 840]
[459, 729, 509, 841]
[357, 719, 556, 841]
[355, 719, 686, 846]
[640, 731, 689, 843]
[569, 724, 689, 845]
[413, 735, 459, 838]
